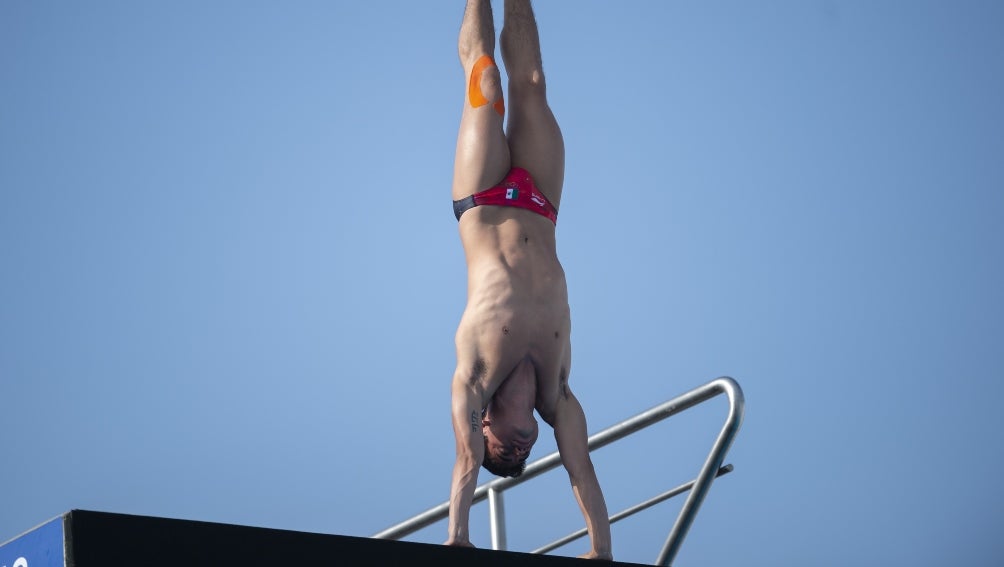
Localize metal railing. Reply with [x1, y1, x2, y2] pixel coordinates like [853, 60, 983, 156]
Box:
[373, 376, 745, 566]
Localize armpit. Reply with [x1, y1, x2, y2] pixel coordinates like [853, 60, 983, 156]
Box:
[469, 357, 487, 386]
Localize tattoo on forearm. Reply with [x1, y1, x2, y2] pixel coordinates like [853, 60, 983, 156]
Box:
[471, 410, 479, 432]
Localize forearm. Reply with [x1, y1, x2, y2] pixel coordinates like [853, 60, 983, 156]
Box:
[447, 453, 480, 544]
[569, 463, 612, 558]
[552, 392, 613, 559]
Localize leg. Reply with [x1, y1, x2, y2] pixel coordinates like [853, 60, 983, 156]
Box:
[452, 0, 511, 201]
[501, 0, 565, 208]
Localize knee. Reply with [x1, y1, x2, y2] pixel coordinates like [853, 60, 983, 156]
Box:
[467, 55, 505, 115]
[508, 68, 546, 99]
[474, 59, 504, 103]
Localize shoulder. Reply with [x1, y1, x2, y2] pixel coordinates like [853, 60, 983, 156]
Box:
[535, 372, 571, 426]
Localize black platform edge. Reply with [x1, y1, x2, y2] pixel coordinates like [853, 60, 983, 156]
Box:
[64, 510, 648, 566]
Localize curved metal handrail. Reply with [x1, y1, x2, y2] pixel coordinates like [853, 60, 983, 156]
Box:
[373, 376, 744, 566]
[532, 464, 734, 555]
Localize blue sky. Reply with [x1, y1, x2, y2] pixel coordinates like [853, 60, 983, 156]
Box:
[2, 1, 1002, 565]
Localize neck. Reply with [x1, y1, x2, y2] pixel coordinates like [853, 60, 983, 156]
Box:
[490, 362, 537, 417]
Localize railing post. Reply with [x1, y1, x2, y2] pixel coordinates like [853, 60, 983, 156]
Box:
[656, 377, 745, 566]
[488, 487, 507, 551]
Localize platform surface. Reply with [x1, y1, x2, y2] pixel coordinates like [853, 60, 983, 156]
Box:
[3, 510, 650, 567]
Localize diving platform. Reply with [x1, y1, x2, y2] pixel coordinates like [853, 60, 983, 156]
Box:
[1, 510, 648, 567]
[3, 377, 744, 566]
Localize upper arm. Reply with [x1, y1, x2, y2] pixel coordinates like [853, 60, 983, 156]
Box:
[451, 377, 486, 460]
[550, 386, 594, 479]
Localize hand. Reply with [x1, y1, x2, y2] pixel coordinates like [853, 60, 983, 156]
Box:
[444, 538, 476, 548]
[578, 549, 613, 560]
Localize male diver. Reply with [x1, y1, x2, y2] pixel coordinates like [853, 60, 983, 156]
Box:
[447, 0, 612, 559]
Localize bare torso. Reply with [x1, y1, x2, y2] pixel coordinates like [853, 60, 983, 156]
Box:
[455, 204, 569, 422]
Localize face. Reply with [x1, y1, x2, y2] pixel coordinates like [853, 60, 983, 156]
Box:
[483, 413, 539, 465]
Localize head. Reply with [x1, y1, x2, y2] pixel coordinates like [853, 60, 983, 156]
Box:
[480, 406, 539, 478]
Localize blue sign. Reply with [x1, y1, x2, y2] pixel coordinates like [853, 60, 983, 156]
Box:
[0, 516, 64, 567]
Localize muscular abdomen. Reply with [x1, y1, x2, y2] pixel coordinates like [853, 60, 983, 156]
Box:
[458, 207, 569, 353]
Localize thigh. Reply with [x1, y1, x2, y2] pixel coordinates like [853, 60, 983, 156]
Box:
[505, 86, 565, 209]
[452, 58, 511, 201]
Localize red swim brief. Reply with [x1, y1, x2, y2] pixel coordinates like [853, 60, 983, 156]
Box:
[453, 167, 558, 225]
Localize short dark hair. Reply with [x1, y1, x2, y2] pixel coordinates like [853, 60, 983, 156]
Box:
[481, 436, 527, 478]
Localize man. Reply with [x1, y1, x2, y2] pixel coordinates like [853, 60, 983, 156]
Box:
[446, 0, 612, 560]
